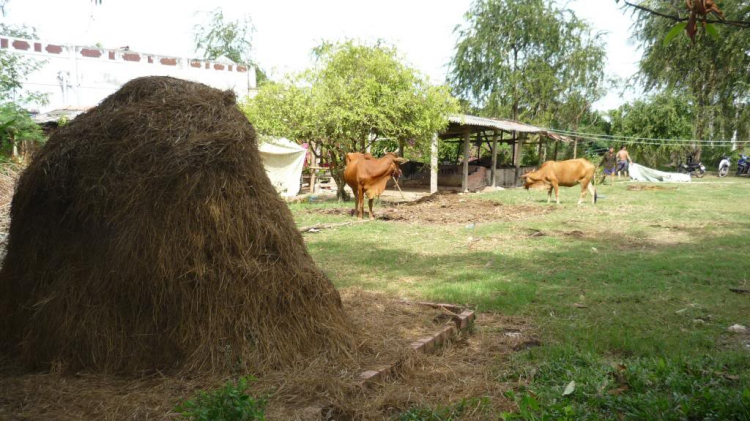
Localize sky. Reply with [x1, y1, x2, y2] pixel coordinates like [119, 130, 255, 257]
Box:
[1, 0, 641, 111]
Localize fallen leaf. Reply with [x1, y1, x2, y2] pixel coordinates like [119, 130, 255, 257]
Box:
[573, 303, 588, 309]
[562, 381, 576, 396]
[607, 385, 630, 396]
[591, 247, 598, 253]
[675, 308, 687, 314]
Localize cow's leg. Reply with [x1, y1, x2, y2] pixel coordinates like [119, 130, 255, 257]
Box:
[356, 186, 365, 219]
[587, 182, 596, 204]
[578, 182, 587, 206]
[547, 186, 553, 203]
[368, 198, 375, 220]
[553, 182, 560, 205]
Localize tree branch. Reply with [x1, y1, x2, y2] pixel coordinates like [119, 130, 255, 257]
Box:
[621, 0, 750, 28]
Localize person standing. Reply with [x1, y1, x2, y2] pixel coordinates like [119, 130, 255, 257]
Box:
[616, 146, 633, 179]
[601, 147, 617, 185]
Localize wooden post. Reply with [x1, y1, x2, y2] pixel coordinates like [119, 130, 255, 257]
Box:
[309, 141, 317, 194]
[430, 133, 438, 194]
[490, 130, 499, 188]
[399, 139, 405, 157]
[462, 129, 470, 193]
[573, 138, 578, 158]
[553, 140, 559, 160]
[513, 132, 522, 185]
[537, 137, 543, 167]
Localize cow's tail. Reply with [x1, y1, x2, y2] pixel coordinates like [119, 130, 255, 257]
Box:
[592, 169, 598, 204]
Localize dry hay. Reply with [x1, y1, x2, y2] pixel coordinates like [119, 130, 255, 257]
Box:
[0, 76, 353, 374]
[312, 192, 552, 225]
[0, 165, 19, 256]
[0, 288, 528, 420]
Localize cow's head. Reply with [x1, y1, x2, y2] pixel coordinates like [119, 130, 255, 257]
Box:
[519, 170, 547, 191]
[384, 152, 408, 179]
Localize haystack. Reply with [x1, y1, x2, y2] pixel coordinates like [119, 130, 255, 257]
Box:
[0, 76, 353, 373]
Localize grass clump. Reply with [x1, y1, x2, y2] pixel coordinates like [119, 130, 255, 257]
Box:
[398, 397, 491, 420]
[176, 376, 266, 421]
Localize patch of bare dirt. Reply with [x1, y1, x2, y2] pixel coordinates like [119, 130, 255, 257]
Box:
[0, 288, 527, 420]
[379, 193, 553, 225]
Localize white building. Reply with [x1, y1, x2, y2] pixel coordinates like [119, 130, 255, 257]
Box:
[1, 35, 257, 113]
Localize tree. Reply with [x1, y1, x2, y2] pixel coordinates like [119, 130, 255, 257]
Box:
[631, 0, 750, 161]
[606, 91, 695, 167]
[193, 8, 267, 85]
[244, 40, 459, 200]
[0, 14, 46, 160]
[449, 0, 607, 131]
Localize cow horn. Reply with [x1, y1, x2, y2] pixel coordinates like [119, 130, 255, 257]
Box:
[394, 157, 408, 164]
[520, 173, 529, 179]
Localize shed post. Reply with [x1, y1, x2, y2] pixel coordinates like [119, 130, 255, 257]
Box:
[513, 131, 522, 185]
[462, 129, 470, 193]
[553, 140, 559, 160]
[537, 137, 543, 167]
[309, 141, 317, 194]
[490, 130, 499, 187]
[430, 133, 438, 194]
[573, 138, 578, 158]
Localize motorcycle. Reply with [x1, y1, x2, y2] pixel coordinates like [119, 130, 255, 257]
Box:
[680, 160, 706, 178]
[737, 155, 750, 176]
[718, 156, 731, 178]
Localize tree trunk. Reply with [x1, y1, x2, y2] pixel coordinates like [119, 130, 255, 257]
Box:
[328, 149, 350, 201]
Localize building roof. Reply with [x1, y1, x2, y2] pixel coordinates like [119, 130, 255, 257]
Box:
[31, 107, 91, 124]
[447, 114, 545, 133]
[443, 114, 572, 142]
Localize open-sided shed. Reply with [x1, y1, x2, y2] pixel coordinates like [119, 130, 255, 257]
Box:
[426, 114, 569, 193]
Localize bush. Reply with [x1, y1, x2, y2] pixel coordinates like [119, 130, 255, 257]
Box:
[175, 376, 266, 421]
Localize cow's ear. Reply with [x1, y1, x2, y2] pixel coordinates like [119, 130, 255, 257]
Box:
[520, 173, 529, 179]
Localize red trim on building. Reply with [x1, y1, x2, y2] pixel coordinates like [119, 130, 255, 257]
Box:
[122, 53, 141, 62]
[12, 40, 30, 50]
[34, 42, 42, 52]
[236, 66, 247, 73]
[160, 58, 177, 66]
[148, 56, 154, 63]
[190, 61, 202, 68]
[213, 64, 225, 70]
[81, 48, 102, 58]
[0, 38, 8, 49]
[46, 44, 63, 54]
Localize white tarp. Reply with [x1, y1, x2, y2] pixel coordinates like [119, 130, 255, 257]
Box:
[258, 137, 307, 197]
[629, 163, 691, 183]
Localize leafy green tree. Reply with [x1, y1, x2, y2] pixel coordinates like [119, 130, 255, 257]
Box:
[244, 40, 458, 199]
[450, 0, 607, 130]
[193, 8, 267, 85]
[606, 91, 695, 167]
[0, 16, 46, 160]
[630, 0, 750, 161]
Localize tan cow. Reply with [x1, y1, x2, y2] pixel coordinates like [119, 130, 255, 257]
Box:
[344, 152, 407, 219]
[520, 158, 597, 205]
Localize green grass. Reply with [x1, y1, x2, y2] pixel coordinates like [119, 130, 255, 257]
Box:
[292, 179, 750, 420]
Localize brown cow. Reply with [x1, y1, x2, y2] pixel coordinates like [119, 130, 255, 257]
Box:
[520, 158, 597, 205]
[344, 152, 407, 219]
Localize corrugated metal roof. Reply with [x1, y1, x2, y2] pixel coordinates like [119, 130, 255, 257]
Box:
[32, 107, 90, 124]
[448, 114, 544, 133]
